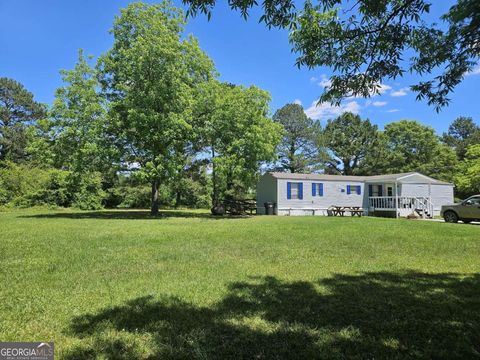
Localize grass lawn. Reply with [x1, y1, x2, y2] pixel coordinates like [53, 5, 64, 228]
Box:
[0, 208, 479, 359]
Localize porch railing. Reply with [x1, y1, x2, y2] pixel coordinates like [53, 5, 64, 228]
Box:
[368, 196, 434, 218]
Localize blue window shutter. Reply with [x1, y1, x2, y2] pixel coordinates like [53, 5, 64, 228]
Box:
[368, 184, 373, 196]
[287, 182, 291, 199]
[319, 183, 323, 196]
[298, 182, 303, 199]
[357, 185, 361, 195]
[312, 183, 316, 196]
[347, 185, 351, 194]
[378, 185, 383, 196]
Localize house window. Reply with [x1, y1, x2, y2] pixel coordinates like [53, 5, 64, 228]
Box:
[347, 185, 361, 195]
[312, 183, 323, 197]
[287, 182, 303, 200]
[387, 186, 393, 197]
[368, 185, 383, 196]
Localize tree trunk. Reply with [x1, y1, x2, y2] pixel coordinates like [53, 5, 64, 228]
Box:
[343, 159, 352, 175]
[175, 189, 181, 209]
[289, 141, 296, 173]
[151, 179, 159, 216]
[211, 147, 218, 207]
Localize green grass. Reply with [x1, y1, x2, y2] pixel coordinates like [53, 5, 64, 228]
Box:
[0, 208, 479, 359]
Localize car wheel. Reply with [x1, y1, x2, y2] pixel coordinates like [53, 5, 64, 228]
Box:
[462, 219, 472, 224]
[444, 211, 458, 223]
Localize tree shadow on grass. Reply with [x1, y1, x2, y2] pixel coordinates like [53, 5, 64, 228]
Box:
[19, 210, 251, 220]
[63, 272, 480, 359]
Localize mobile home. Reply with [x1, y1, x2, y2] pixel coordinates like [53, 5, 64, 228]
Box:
[256, 172, 454, 218]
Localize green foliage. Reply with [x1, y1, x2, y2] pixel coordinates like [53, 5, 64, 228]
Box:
[356, 120, 458, 182]
[174, 177, 211, 208]
[416, 144, 458, 183]
[51, 50, 115, 175]
[98, 1, 215, 214]
[4, 1, 476, 209]
[185, 0, 480, 109]
[290, 1, 480, 109]
[273, 103, 324, 173]
[115, 185, 152, 209]
[383, 120, 440, 170]
[194, 81, 283, 204]
[323, 112, 379, 175]
[26, 170, 71, 207]
[455, 144, 480, 196]
[0, 161, 69, 207]
[378, 120, 457, 181]
[0, 162, 105, 209]
[70, 172, 106, 210]
[442, 117, 480, 160]
[170, 159, 212, 208]
[0, 77, 45, 161]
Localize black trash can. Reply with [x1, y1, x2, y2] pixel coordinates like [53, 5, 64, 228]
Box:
[264, 202, 275, 215]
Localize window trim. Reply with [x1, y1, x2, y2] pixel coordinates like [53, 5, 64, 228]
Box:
[347, 184, 361, 195]
[287, 182, 303, 200]
[312, 183, 324, 197]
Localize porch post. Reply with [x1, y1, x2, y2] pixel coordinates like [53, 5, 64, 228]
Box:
[395, 181, 399, 218]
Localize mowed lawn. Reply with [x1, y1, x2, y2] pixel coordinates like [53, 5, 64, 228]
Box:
[0, 209, 479, 359]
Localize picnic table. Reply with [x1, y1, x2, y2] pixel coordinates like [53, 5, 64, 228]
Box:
[329, 206, 363, 217]
[331, 206, 346, 216]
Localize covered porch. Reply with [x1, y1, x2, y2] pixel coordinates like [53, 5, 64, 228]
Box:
[368, 196, 434, 218]
[365, 174, 435, 218]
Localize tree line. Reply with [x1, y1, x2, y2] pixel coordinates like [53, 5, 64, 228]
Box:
[1, 1, 479, 214]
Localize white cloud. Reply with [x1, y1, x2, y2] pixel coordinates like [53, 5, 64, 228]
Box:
[377, 84, 392, 94]
[304, 100, 360, 120]
[310, 74, 332, 88]
[391, 87, 409, 97]
[318, 75, 332, 88]
[466, 64, 480, 76]
[372, 101, 387, 107]
[386, 109, 400, 113]
[293, 99, 302, 105]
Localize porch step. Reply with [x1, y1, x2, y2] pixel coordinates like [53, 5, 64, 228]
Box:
[415, 208, 433, 219]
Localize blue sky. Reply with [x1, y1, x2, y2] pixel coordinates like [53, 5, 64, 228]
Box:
[1, 0, 479, 133]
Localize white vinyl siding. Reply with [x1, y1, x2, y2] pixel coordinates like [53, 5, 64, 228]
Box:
[276, 179, 364, 215]
[256, 172, 454, 217]
[401, 183, 454, 216]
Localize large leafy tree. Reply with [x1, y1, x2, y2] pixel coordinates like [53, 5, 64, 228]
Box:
[442, 117, 480, 160]
[381, 120, 457, 181]
[0, 77, 45, 161]
[98, 1, 215, 215]
[455, 144, 480, 196]
[194, 81, 282, 207]
[51, 50, 115, 174]
[383, 120, 440, 172]
[184, 0, 480, 109]
[323, 112, 379, 175]
[272, 103, 324, 173]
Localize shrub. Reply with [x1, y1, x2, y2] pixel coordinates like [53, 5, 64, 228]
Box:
[0, 162, 69, 207]
[26, 169, 71, 207]
[0, 162, 106, 209]
[70, 172, 106, 210]
[117, 185, 152, 209]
